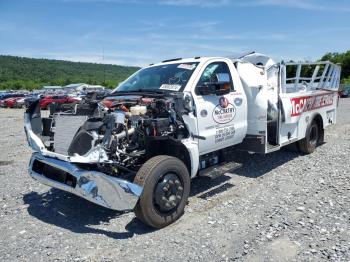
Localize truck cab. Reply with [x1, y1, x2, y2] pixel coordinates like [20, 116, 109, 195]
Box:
[184, 57, 248, 155]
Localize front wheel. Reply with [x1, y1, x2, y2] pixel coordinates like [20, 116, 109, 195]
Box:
[134, 155, 190, 228]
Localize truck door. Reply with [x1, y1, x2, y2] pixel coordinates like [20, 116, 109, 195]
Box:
[192, 60, 247, 155]
[266, 65, 280, 147]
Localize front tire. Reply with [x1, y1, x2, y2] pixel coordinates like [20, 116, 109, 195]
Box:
[134, 155, 190, 228]
[298, 120, 319, 154]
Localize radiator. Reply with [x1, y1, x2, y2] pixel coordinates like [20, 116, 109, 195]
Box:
[53, 114, 88, 155]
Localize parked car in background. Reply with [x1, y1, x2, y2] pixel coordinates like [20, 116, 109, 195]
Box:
[51, 90, 110, 113]
[0, 87, 112, 110]
[39, 95, 80, 109]
[0, 93, 25, 107]
[0, 88, 112, 110]
[13, 97, 26, 108]
[339, 84, 350, 98]
[340, 89, 349, 98]
[4, 96, 25, 108]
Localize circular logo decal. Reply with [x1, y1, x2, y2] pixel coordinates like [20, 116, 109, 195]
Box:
[234, 97, 243, 106]
[219, 97, 229, 108]
[213, 97, 236, 124]
[200, 109, 208, 117]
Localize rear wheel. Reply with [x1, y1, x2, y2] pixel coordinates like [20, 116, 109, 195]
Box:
[298, 120, 319, 154]
[134, 155, 190, 228]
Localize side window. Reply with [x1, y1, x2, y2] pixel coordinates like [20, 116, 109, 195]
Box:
[195, 62, 234, 95]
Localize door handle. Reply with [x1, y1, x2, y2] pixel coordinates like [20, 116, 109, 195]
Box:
[191, 133, 206, 140]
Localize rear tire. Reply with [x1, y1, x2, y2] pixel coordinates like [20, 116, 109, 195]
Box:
[134, 155, 190, 228]
[298, 120, 319, 154]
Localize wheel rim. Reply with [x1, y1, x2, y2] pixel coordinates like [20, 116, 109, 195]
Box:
[309, 125, 318, 146]
[153, 172, 184, 213]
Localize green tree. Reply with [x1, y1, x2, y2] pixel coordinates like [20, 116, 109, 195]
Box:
[320, 51, 350, 83]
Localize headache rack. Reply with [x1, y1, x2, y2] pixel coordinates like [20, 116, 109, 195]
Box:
[281, 61, 341, 93]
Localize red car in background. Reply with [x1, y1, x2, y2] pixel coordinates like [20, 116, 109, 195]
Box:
[3, 96, 25, 108]
[40, 95, 80, 109]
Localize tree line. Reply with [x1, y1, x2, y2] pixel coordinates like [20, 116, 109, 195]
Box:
[0, 55, 139, 90]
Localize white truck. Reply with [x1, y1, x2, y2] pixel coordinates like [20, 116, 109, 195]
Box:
[24, 52, 341, 228]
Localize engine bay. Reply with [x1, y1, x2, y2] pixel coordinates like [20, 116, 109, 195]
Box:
[42, 93, 190, 176]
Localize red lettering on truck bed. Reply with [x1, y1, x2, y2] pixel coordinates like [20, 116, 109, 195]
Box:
[290, 92, 334, 117]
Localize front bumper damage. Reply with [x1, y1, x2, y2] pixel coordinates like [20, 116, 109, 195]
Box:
[24, 101, 142, 211]
[28, 153, 142, 210]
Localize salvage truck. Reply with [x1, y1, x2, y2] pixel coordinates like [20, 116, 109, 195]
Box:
[24, 52, 341, 228]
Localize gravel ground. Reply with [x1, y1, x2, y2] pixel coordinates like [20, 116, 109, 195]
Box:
[0, 99, 349, 262]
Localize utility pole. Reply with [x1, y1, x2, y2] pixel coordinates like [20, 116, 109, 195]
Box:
[103, 46, 106, 84]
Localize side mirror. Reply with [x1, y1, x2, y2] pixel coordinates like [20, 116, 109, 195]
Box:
[215, 73, 230, 83]
[198, 73, 232, 96]
[183, 93, 194, 112]
[214, 73, 231, 95]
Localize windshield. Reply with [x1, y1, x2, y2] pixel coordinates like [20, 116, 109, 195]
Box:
[112, 62, 199, 93]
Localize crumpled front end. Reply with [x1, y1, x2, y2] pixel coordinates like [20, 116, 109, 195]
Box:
[29, 152, 142, 210]
[24, 99, 110, 163]
[24, 99, 143, 211]
[24, 93, 189, 210]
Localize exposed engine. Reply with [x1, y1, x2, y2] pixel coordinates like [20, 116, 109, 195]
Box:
[47, 94, 189, 175]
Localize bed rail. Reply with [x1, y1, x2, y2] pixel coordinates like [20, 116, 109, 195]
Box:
[281, 61, 341, 93]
